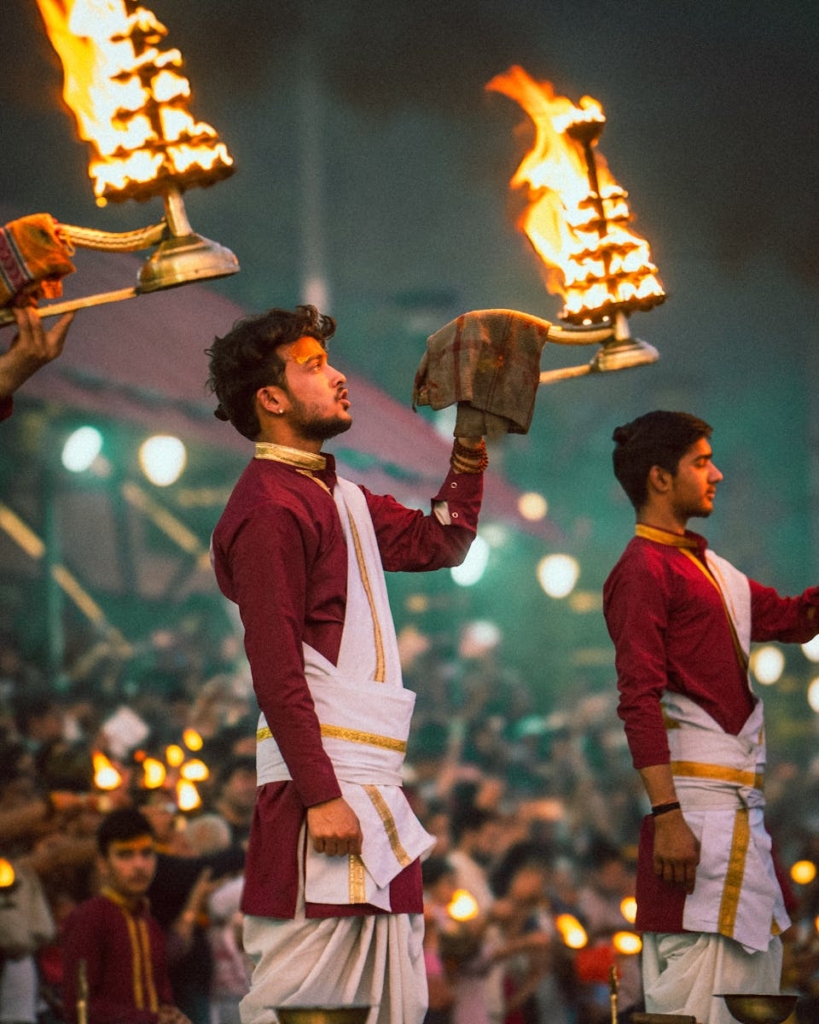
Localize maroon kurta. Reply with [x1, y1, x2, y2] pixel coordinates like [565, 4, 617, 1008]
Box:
[603, 526, 819, 932]
[0, 395, 12, 421]
[212, 452, 482, 918]
[62, 890, 175, 1024]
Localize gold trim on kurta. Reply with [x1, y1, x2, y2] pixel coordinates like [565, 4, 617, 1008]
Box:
[343, 505, 386, 682]
[349, 853, 367, 903]
[254, 442, 326, 470]
[122, 911, 144, 1009]
[104, 893, 159, 1013]
[718, 806, 750, 937]
[137, 918, 158, 1011]
[113, 905, 159, 1007]
[296, 468, 332, 495]
[670, 759, 764, 791]
[635, 523, 699, 549]
[363, 784, 413, 868]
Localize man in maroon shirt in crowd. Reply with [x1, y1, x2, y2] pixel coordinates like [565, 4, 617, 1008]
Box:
[62, 809, 192, 1024]
[206, 305, 486, 1024]
[0, 307, 74, 422]
[603, 410, 819, 1024]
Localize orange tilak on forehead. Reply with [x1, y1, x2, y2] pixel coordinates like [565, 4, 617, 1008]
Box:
[289, 337, 326, 365]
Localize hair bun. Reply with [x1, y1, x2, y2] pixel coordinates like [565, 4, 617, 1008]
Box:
[213, 405, 230, 422]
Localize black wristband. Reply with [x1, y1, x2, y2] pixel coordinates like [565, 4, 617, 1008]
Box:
[651, 800, 681, 817]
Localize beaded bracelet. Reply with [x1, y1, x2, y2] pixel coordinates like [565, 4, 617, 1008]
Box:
[450, 438, 489, 474]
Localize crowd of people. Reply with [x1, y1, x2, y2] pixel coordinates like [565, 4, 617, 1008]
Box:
[1, 612, 819, 1024]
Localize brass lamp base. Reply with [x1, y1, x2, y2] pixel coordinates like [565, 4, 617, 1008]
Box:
[274, 1008, 371, 1024]
[588, 335, 659, 374]
[719, 993, 799, 1024]
[138, 232, 239, 292]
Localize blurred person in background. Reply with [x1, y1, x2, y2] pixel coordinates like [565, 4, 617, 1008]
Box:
[61, 808, 191, 1024]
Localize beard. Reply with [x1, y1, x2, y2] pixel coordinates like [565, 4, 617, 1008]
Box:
[681, 499, 714, 520]
[288, 394, 353, 442]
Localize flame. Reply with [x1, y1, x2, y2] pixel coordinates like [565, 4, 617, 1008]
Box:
[165, 743, 185, 768]
[486, 66, 665, 324]
[0, 859, 16, 889]
[35, 0, 235, 204]
[620, 896, 637, 924]
[446, 889, 480, 923]
[555, 913, 588, 949]
[180, 759, 209, 782]
[142, 757, 167, 789]
[176, 778, 201, 811]
[612, 930, 642, 955]
[182, 728, 203, 751]
[93, 751, 122, 791]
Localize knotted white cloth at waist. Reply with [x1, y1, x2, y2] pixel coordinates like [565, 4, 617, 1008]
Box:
[663, 691, 789, 952]
[257, 644, 435, 911]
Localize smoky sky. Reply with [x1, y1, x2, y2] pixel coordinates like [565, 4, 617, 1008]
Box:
[5, 0, 817, 284]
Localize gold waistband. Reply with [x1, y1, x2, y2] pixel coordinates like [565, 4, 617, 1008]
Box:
[257, 723, 407, 753]
[671, 759, 764, 791]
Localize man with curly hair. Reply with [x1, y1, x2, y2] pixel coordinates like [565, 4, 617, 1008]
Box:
[206, 306, 486, 1024]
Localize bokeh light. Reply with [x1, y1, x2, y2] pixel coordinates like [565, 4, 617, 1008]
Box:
[537, 554, 580, 598]
[555, 913, 587, 949]
[451, 534, 489, 586]
[139, 435, 187, 486]
[61, 426, 103, 472]
[447, 889, 480, 922]
[791, 860, 817, 885]
[801, 636, 819, 662]
[750, 645, 784, 685]
[518, 491, 548, 521]
[613, 931, 642, 955]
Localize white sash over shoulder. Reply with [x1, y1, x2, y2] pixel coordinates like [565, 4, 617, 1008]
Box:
[256, 476, 434, 911]
[704, 549, 752, 668]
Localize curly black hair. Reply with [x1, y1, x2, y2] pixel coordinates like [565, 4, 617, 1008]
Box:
[205, 305, 336, 440]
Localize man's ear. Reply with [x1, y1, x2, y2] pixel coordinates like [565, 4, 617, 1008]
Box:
[256, 385, 287, 417]
[647, 464, 672, 495]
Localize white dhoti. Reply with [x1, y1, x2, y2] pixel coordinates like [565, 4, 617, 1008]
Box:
[243, 477, 433, 1024]
[240, 841, 427, 1024]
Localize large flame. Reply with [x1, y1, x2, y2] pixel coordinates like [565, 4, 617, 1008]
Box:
[35, 0, 235, 204]
[487, 66, 665, 324]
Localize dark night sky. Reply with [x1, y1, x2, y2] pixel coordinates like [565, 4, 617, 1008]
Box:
[2, 1, 819, 692]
